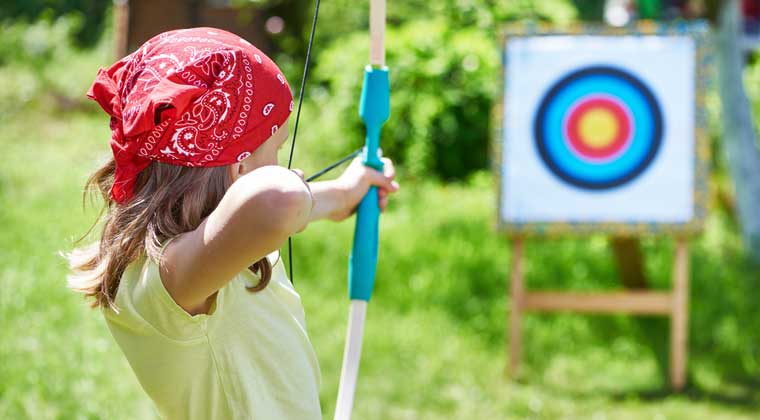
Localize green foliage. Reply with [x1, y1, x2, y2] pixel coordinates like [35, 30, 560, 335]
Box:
[743, 59, 760, 170]
[0, 0, 108, 47]
[257, 0, 577, 62]
[638, 0, 663, 20]
[279, 0, 577, 180]
[571, 0, 606, 21]
[743, 59, 760, 132]
[306, 20, 498, 180]
[0, 16, 110, 120]
[0, 14, 80, 67]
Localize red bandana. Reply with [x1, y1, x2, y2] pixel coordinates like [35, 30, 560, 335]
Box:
[87, 27, 293, 204]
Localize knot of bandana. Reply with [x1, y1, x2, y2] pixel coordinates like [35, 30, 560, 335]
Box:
[87, 28, 293, 204]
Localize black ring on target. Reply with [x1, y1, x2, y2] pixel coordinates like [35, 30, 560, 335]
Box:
[533, 66, 664, 190]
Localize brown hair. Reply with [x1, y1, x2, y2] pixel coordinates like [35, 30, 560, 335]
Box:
[66, 158, 272, 309]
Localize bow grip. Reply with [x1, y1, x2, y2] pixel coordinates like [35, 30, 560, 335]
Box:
[358, 66, 389, 170]
[348, 65, 389, 301]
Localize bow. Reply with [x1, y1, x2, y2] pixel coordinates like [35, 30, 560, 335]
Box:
[334, 1, 389, 418]
[285, 1, 389, 418]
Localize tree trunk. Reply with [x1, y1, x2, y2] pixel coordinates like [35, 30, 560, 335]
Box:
[717, 0, 760, 263]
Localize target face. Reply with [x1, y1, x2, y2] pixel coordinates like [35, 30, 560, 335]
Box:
[500, 33, 702, 231]
[534, 66, 663, 190]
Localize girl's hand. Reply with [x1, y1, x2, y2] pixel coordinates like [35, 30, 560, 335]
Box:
[331, 157, 399, 222]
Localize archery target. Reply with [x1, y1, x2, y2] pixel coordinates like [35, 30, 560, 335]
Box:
[535, 66, 663, 190]
[501, 35, 696, 226]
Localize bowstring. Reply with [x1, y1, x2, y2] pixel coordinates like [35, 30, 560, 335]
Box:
[287, 0, 322, 284]
[306, 148, 362, 182]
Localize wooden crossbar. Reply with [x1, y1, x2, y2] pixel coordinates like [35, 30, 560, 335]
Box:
[507, 237, 690, 390]
[523, 291, 672, 315]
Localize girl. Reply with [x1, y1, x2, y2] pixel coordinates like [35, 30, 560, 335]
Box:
[67, 28, 398, 419]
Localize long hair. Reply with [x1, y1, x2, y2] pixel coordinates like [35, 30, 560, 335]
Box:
[66, 158, 272, 309]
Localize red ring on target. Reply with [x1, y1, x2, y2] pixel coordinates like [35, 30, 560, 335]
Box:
[565, 96, 632, 161]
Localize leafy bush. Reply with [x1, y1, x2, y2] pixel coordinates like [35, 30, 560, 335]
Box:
[0, 14, 80, 67]
[0, 16, 110, 119]
[304, 20, 499, 180]
[286, 0, 577, 180]
[0, 1, 108, 47]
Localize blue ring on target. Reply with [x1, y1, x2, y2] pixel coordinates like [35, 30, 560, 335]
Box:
[533, 66, 664, 190]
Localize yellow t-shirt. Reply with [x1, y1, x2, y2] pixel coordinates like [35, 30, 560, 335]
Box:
[103, 246, 322, 419]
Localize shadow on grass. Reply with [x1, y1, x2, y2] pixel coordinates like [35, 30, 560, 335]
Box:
[528, 381, 760, 409]
[610, 381, 760, 408]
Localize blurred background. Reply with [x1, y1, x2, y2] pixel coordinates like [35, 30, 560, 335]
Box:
[2, 0, 760, 418]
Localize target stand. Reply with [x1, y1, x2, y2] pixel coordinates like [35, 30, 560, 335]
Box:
[507, 236, 690, 390]
[497, 22, 711, 392]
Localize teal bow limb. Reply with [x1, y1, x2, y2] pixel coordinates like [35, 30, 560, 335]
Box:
[348, 65, 390, 301]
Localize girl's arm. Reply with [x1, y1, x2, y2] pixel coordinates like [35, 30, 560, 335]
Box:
[308, 157, 398, 222]
[307, 180, 348, 222]
[160, 165, 312, 314]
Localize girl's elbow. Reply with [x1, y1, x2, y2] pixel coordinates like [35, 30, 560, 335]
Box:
[270, 187, 312, 235]
[240, 184, 311, 239]
[230, 167, 312, 237]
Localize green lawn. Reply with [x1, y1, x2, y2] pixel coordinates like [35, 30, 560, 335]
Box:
[1, 105, 760, 419]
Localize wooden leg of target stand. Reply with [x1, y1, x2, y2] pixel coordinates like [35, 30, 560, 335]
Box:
[670, 238, 689, 391]
[508, 237, 524, 377]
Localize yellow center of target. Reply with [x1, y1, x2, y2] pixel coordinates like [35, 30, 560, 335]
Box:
[577, 108, 619, 149]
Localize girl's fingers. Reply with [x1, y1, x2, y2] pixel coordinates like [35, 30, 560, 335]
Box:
[365, 167, 396, 192]
[378, 183, 391, 212]
[381, 180, 399, 193]
[381, 157, 395, 179]
[379, 195, 389, 212]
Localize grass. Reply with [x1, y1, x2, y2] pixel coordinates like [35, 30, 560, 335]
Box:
[1, 101, 760, 419]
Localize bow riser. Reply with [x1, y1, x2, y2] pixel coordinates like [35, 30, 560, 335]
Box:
[348, 66, 389, 301]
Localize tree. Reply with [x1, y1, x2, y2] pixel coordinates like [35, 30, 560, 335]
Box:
[717, 0, 760, 262]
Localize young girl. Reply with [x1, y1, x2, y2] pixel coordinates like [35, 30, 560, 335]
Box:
[67, 28, 398, 419]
